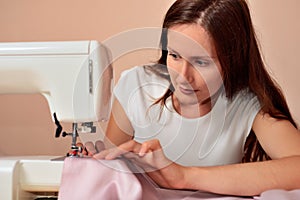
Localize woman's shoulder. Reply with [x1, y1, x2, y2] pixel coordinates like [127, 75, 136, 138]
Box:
[118, 65, 168, 85]
[115, 65, 169, 94]
[230, 89, 258, 103]
[226, 89, 261, 115]
[114, 65, 169, 109]
[119, 65, 144, 76]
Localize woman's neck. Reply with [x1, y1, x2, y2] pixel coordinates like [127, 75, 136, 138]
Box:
[172, 89, 222, 118]
[172, 97, 211, 118]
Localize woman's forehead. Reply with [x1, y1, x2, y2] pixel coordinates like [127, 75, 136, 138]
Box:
[167, 24, 217, 59]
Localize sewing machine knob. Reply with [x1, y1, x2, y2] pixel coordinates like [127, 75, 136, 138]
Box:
[62, 132, 68, 137]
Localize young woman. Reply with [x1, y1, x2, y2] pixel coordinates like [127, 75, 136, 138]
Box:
[86, 0, 300, 196]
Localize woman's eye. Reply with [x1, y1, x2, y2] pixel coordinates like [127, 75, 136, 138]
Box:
[168, 52, 180, 59]
[195, 59, 210, 67]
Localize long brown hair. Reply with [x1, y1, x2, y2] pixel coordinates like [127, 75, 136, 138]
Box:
[145, 0, 297, 162]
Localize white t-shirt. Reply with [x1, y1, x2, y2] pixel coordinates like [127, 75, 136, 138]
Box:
[114, 66, 261, 166]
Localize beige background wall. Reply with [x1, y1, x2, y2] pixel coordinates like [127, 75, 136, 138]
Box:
[0, 0, 299, 156]
[248, 0, 300, 123]
[0, 0, 175, 156]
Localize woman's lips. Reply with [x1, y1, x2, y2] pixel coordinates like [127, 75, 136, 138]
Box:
[179, 86, 197, 95]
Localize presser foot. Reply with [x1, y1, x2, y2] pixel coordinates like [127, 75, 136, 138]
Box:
[51, 146, 83, 161]
[66, 145, 84, 157]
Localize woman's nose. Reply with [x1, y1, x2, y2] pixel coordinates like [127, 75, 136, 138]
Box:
[177, 60, 193, 83]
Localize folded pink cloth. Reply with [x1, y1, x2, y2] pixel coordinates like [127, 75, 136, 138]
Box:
[58, 157, 236, 199]
[58, 157, 145, 199]
[254, 189, 300, 200]
[58, 157, 300, 200]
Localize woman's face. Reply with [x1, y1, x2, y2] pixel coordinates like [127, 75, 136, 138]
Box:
[166, 24, 223, 111]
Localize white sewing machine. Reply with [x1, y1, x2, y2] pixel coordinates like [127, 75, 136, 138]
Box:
[0, 40, 113, 200]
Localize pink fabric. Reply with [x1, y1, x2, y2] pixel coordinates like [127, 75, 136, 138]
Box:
[254, 189, 300, 200]
[58, 157, 300, 200]
[58, 157, 143, 199]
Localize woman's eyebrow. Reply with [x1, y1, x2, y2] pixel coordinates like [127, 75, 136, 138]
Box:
[166, 47, 178, 53]
[168, 47, 214, 59]
[190, 55, 214, 60]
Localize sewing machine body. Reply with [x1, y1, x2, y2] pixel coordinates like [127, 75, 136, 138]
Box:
[0, 40, 112, 199]
[0, 156, 63, 200]
[0, 40, 112, 122]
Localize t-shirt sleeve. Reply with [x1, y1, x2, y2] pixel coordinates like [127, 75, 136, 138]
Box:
[113, 66, 142, 115]
[241, 94, 261, 147]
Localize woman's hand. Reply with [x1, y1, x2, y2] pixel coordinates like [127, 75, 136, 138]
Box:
[93, 139, 170, 169]
[93, 139, 187, 189]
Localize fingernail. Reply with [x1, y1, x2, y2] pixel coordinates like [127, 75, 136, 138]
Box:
[139, 152, 145, 157]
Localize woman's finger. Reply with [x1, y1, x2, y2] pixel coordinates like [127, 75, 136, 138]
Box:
[139, 139, 161, 156]
[93, 140, 141, 160]
[93, 149, 110, 159]
[104, 143, 133, 160]
[122, 151, 140, 160]
[95, 140, 105, 152]
[84, 141, 97, 156]
[93, 147, 124, 160]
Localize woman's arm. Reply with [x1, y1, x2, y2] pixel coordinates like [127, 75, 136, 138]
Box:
[96, 111, 300, 196]
[182, 155, 300, 196]
[104, 98, 134, 148]
[252, 112, 300, 159]
[181, 111, 300, 196]
[94, 137, 300, 196]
